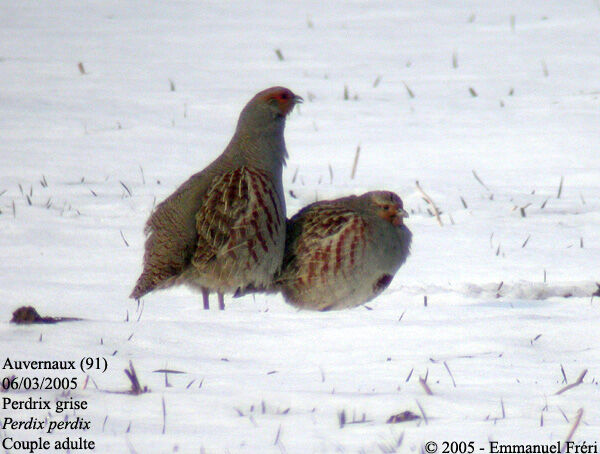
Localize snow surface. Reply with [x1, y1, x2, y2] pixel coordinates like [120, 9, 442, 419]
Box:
[1, 0, 599, 452]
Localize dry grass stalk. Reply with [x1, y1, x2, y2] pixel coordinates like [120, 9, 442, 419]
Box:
[120, 230, 129, 247]
[120, 180, 132, 197]
[350, 145, 361, 179]
[555, 369, 587, 395]
[378, 432, 405, 454]
[415, 181, 442, 226]
[519, 203, 531, 217]
[443, 361, 456, 387]
[338, 409, 346, 428]
[419, 376, 433, 395]
[338, 409, 369, 428]
[415, 400, 428, 424]
[472, 170, 490, 191]
[560, 364, 568, 384]
[274, 425, 282, 445]
[124, 361, 149, 395]
[561, 408, 584, 453]
[530, 334, 542, 345]
[557, 176, 564, 198]
[558, 406, 569, 422]
[162, 396, 166, 434]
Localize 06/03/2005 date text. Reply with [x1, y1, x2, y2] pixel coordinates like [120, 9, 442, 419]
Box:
[2, 376, 78, 391]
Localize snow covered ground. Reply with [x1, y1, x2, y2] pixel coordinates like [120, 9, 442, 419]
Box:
[1, 1, 599, 452]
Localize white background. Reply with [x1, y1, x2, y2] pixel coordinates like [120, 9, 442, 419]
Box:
[1, 1, 599, 452]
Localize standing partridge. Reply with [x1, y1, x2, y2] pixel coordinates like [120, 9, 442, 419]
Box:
[276, 191, 412, 310]
[130, 87, 303, 309]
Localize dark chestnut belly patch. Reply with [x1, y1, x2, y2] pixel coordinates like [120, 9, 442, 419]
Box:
[373, 274, 393, 294]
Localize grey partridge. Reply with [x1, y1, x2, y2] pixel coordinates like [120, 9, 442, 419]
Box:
[276, 191, 412, 310]
[131, 87, 303, 309]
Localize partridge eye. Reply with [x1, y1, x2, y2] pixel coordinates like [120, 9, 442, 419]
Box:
[280, 92, 289, 100]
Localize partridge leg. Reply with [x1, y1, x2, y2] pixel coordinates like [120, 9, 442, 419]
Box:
[201, 287, 210, 310]
[218, 293, 225, 311]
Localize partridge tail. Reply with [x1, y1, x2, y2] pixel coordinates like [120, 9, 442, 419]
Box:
[130, 273, 153, 300]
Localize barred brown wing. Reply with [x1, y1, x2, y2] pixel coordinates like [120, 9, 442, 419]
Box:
[280, 204, 370, 297]
[193, 166, 284, 276]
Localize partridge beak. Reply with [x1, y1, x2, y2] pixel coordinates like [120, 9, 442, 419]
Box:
[281, 94, 303, 116]
[392, 208, 409, 226]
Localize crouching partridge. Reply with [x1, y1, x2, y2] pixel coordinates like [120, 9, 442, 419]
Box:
[130, 87, 303, 309]
[276, 191, 412, 310]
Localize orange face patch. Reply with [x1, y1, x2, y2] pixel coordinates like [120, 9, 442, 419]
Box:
[378, 205, 401, 225]
[258, 87, 302, 116]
